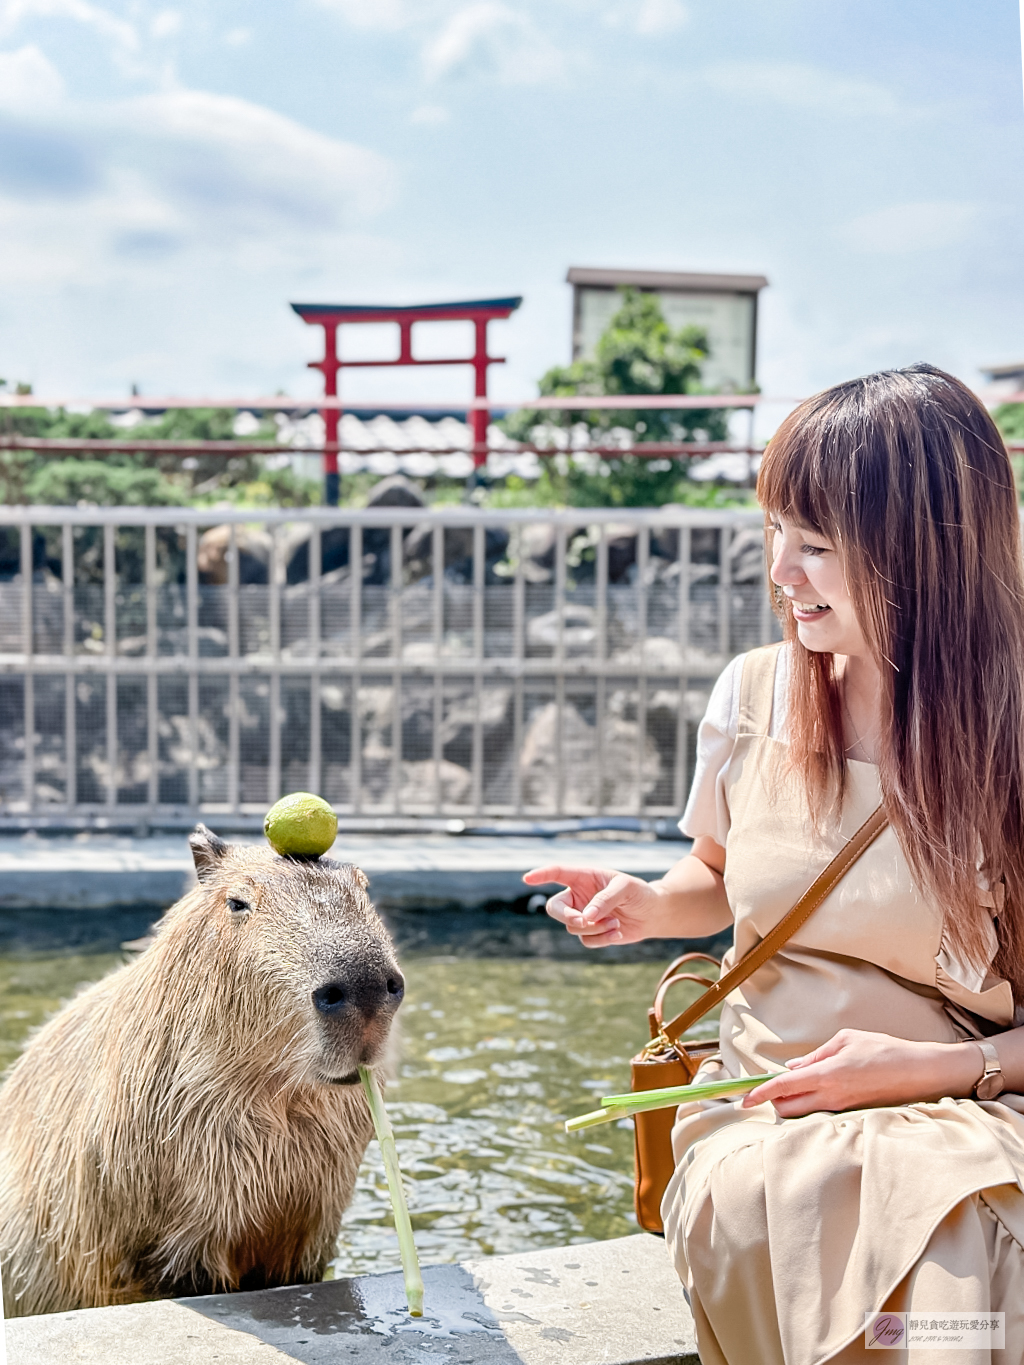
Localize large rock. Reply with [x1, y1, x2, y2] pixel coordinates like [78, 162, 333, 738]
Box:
[197, 526, 272, 586]
[526, 605, 598, 658]
[403, 524, 510, 584]
[286, 478, 427, 587]
[364, 474, 426, 509]
[518, 700, 660, 811]
[285, 528, 350, 586]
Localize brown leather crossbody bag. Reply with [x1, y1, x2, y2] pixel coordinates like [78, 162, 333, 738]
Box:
[631, 804, 889, 1235]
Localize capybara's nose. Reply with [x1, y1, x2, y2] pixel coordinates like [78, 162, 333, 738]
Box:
[312, 982, 348, 1015]
[312, 968, 405, 1018]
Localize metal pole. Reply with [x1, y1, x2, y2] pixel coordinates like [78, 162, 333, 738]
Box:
[309, 525, 322, 798]
[20, 524, 34, 811]
[675, 525, 691, 814]
[471, 522, 485, 815]
[186, 524, 199, 810]
[718, 525, 731, 660]
[554, 525, 566, 817]
[636, 525, 649, 817]
[390, 523, 403, 813]
[63, 523, 76, 810]
[350, 523, 362, 814]
[145, 524, 158, 810]
[104, 523, 117, 809]
[227, 525, 240, 812]
[432, 523, 443, 813]
[512, 525, 524, 816]
[268, 526, 281, 806]
[595, 526, 607, 815]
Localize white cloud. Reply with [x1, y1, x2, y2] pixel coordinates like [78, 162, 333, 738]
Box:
[410, 103, 449, 124]
[117, 89, 395, 224]
[150, 8, 181, 39]
[315, 0, 574, 86]
[312, 0, 419, 31]
[0, 42, 64, 110]
[700, 61, 902, 118]
[840, 201, 982, 254]
[223, 26, 251, 47]
[0, 0, 137, 53]
[422, 2, 564, 84]
[0, 78, 402, 394]
[635, 0, 687, 35]
[0, 86, 396, 290]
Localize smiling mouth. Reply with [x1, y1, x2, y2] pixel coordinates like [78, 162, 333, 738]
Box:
[791, 600, 830, 617]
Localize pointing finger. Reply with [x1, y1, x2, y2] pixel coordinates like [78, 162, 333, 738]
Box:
[523, 866, 589, 888]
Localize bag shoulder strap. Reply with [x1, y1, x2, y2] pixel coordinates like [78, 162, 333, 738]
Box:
[662, 803, 889, 1045]
[737, 643, 784, 737]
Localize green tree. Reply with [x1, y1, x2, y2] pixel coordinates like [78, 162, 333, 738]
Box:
[0, 383, 317, 507]
[994, 403, 1024, 443]
[26, 460, 181, 506]
[993, 403, 1024, 502]
[500, 289, 744, 506]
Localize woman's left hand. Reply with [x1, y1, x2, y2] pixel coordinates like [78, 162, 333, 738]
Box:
[741, 1029, 985, 1118]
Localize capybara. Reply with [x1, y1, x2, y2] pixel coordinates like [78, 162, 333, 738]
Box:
[0, 826, 405, 1316]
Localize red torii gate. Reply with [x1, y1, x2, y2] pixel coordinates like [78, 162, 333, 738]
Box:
[291, 296, 522, 504]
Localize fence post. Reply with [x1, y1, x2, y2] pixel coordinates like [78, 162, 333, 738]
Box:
[20, 523, 33, 813]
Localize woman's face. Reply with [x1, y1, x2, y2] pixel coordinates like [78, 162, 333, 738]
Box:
[768, 513, 871, 658]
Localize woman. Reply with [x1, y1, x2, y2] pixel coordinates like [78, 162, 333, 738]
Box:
[525, 364, 1024, 1364]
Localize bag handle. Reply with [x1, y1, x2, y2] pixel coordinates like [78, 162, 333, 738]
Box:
[660, 804, 889, 1046]
[654, 952, 721, 994]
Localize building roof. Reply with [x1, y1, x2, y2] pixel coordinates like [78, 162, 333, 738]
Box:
[566, 267, 768, 294]
[980, 363, 1024, 381]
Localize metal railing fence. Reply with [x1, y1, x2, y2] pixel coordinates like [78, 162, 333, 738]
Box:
[0, 505, 780, 829]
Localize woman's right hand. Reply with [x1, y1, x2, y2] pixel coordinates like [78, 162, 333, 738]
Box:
[523, 839, 731, 948]
[521, 865, 662, 947]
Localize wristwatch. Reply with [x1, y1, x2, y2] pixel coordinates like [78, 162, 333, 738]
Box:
[972, 1040, 1005, 1100]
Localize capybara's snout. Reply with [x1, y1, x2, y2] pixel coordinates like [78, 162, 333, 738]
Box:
[311, 964, 405, 1021]
[310, 944, 404, 1081]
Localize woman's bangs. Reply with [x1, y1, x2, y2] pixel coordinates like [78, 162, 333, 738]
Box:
[756, 416, 836, 537]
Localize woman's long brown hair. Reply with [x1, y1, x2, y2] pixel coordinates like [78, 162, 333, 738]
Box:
[758, 363, 1024, 999]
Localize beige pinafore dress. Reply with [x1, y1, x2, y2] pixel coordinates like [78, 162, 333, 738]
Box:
[662, 645, 1024, 1365]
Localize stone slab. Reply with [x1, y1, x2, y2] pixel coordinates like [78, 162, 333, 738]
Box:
[0, 834, 687, 911]
[5, 1235, 699, 1365]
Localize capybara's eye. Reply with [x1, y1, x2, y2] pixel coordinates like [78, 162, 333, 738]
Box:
[226, 897, 251, 915]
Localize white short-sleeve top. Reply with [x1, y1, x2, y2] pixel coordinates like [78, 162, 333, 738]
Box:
[680, 647, 790, 846]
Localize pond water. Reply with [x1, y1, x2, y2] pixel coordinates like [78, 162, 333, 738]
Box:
[0, 903, 726, 1279]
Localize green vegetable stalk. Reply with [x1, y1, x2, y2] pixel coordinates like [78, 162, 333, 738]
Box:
[564, 1072, 779, 1132]
[358, 1066, 424, 1317]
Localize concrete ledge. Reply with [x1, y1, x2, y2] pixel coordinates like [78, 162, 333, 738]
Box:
[0, 834, 687, 910]
[5, 1235, 699, 1365]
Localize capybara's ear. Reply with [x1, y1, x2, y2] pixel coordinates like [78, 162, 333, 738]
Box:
[189, 824, 230, 882]
[353, 867, 368, 890]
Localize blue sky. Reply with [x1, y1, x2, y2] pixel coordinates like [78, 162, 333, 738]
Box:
[0, 0, 1021, 430]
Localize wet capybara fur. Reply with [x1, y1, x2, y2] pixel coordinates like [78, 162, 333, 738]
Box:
[0, 826, 405, 1316]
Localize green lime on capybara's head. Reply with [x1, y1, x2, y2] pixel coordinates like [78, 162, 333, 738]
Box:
[264, 793, 338, 858]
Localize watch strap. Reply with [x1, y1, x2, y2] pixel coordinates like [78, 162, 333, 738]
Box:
[973, 1040, 1005, 1100]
